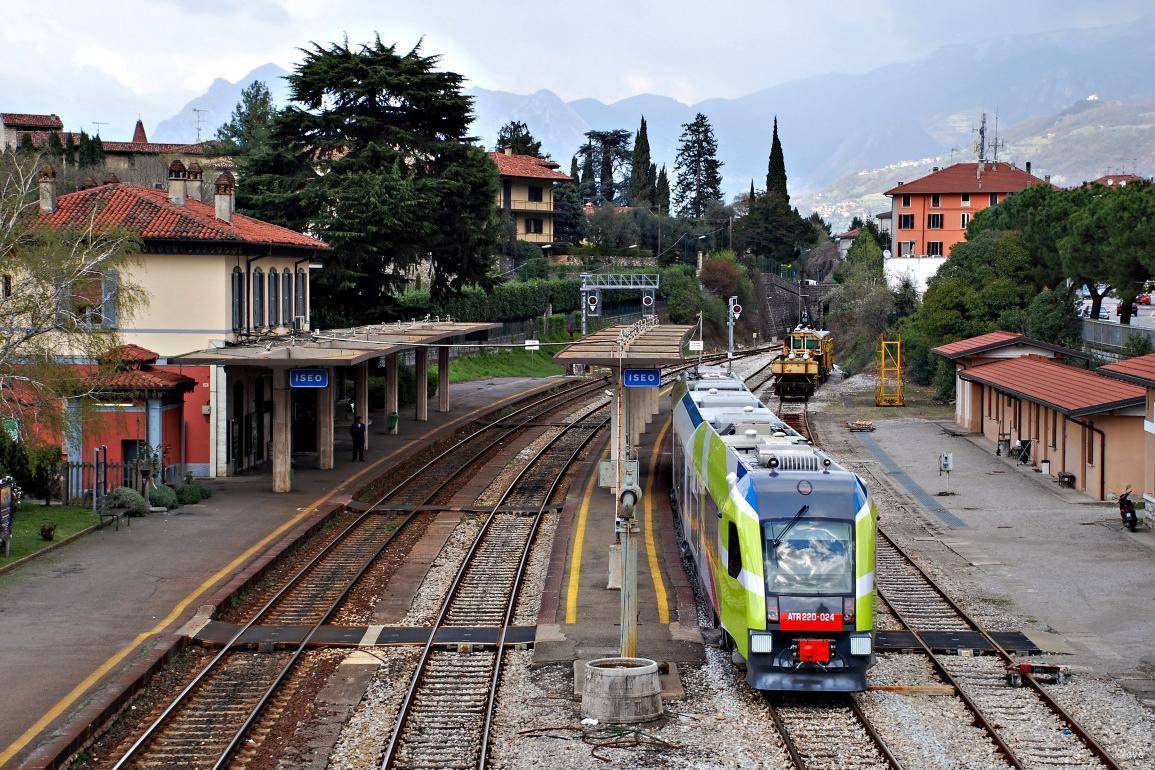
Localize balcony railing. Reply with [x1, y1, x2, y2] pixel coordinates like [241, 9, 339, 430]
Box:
[508, 199, 554, 212]
[520, 232, 553, 244]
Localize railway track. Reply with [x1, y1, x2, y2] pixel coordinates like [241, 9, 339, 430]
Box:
[776, 398, 813, 442]
[875, 531, 1122, 770]
[766, 694, 902, 770]
[108, 380, 608, 770]
[380, 409, 607, 770]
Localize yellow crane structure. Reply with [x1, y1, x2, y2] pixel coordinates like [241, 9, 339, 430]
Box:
[876, 336, 904, 407]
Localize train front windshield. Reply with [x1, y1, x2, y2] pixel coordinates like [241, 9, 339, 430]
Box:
[763, 519, 852, 595]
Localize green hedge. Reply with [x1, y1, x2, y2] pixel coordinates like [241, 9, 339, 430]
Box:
[562, 244, 654, 259]
[394, 278, 581, 322]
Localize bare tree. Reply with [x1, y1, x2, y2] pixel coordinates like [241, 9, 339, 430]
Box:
[0, 152, 144, 435]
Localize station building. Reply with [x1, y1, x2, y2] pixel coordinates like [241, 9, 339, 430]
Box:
[1098, 353, 1155, 511]
[935, 331, 1145, 501]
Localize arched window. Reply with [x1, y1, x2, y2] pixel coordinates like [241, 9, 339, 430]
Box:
[268, 269, 279, 327]
[295, 268, 307, 323]
[282, 270, 292, 326]
[230, 267, 244, 331]
[252, 268, 265, 327]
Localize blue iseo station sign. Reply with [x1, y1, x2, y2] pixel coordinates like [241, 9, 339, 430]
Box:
[623, 368, 661, 388]
[289, 368, 329, 388]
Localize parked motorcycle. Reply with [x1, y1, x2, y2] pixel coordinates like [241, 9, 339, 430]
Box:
[1118, 488, 1138, 532]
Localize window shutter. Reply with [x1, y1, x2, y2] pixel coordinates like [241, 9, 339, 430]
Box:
[101, 271, 119, 327]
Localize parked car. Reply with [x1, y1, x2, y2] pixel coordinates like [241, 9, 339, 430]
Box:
[1116, 302, 1139, 316]
[1138, 294, 1151, 305]
[1080, 302, 1109, 319]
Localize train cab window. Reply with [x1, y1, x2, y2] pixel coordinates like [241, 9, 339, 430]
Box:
[727, 522, 742, 579]
[763, 519, 852, 595]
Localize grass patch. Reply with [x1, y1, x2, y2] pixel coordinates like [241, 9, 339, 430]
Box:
[823, 378, 954, 422]
[432, 348, 564, 384]
[1, 504, 97, 563]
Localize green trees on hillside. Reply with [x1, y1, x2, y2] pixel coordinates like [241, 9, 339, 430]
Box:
[495, 120, 545, 158]
[214, 80, 276, 161]
[238, 37, 499, 326]
[734, 118, 813, 266]
[577, 129, 632, 204]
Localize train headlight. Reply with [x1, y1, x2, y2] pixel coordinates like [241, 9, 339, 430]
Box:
[850, 634, 872, 656]
[766, 596, 779, 623]
[750, 632, 773, 654]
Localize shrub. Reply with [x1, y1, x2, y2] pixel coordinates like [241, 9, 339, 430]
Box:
[148, 484, 179, 510]
[108, 486, 149, 516]
[194, 483, 212, 499]
[176, 485, 203, 505]
[1123, 332, 1152, 358]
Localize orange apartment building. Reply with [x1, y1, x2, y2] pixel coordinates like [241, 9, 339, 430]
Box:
[883, 162, 1048, 292]
[935, 331, 1145, 501]
[1099, 353, 1155, 515]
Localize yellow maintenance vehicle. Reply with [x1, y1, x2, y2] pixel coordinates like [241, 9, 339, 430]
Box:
[772, 327, 835, 400]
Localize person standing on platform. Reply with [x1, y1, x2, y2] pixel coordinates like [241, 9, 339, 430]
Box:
[350, 415, 366, 462]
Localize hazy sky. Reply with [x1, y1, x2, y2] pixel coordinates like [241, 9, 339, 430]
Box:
[1, 0, 1149, 139]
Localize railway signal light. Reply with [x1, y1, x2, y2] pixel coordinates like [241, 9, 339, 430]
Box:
[728, 296, 742, 320]
[642, 293, 654, 307]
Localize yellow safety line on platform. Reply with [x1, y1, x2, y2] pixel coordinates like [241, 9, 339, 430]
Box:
[644, 419, 672, 624]
[565, 460, 602, 624]
[0, 383, 551, 769]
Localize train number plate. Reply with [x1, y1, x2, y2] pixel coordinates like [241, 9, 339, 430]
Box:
[780, 611, 842, 631]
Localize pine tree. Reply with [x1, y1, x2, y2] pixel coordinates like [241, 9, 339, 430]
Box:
[766, 116, 788, 202]
[494, 120, 545, 157]
[578, 130, 631, 204]
[215, 80, 275, 161]
[627, 116, 653, 208]
[672, 113, 723, 219]
[655, 165, 671, 213]
[239, 36, 500, 322]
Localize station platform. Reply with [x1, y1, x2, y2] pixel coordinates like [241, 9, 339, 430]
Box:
[534, 389, 706, 666]
[0, 375, 565, 770]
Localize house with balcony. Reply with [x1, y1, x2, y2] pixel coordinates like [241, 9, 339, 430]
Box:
[883, 162, 1048, 293]
[488, 149, 571, 246]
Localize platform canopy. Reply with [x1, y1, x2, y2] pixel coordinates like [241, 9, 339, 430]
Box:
[554, 320, 695, 368]
[172, 321, 501, 367]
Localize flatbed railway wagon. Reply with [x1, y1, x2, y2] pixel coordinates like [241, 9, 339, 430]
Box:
[671, 367, 876, 692]
[772, 327, 834, 399]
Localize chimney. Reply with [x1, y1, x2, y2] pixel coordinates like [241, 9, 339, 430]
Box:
[38, 163, 57, 214]
[1025, 161, 1032, 175]
[102, 172, 120, 185]
[214, 170, 235, 223]
[503, 147, 512, 156]
[132, 119, 148, 144]
[186, 162, 203, 202]
[167, 159, 187, 205]
[1045, 174, 1052, 184]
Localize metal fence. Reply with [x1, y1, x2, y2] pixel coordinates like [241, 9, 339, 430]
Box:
[60, 456, 173, 506]
[1080, 318, 1155, 355]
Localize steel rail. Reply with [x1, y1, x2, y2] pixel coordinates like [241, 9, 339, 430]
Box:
[876, 529, 1122, 770]
[111, 378, 608, 770]
[847, 697, 906, 770]
[380, 410, 608, 770]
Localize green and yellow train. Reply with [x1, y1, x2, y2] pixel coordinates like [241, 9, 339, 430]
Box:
[772, 327, 835, 400]
[671, 366, 876, 692]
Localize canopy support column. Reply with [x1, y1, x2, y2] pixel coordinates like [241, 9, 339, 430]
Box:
[415, 347, 429, 422]
[316, 367, 334, 470]
[355, 361, 370, 451]
[385, 352, 399, 435]
[438, 346, 450, 413]
[272, 369, 291, 493]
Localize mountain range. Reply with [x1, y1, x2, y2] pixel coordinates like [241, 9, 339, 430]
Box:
[151, 14, 1155, 228]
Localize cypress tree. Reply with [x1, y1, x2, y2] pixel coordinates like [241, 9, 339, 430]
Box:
[47, 131, 63, 162]
[18, 133, 34, 155]
[655, 165, 670, 213]
[90, 133, 105, 166]
[64, 133, 76, 167]
[77, 131, 91, 167]
[766, 116, 788, 202]
[569, 155, 579, 181]
[578, 143, 596, 202]
[648, 162, 658, 210]
[627, 116, 653, 208]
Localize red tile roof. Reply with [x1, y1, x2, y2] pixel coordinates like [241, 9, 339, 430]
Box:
[960, 357, 1144, 417]
[92, 367, 196, 392]
[932, 331, 1024, 358]
[885, 162, 1047, 196]
[1090, 174, 1145, 187]
[488, 152, 570, 181]
[1099, 353, 1155, 387]
[835, 226, 862, 241]
[2, 113, 63, 130]
[102, 140, 208, 155]
[103, 344, 159, 365]
[41, 183, 328, 250]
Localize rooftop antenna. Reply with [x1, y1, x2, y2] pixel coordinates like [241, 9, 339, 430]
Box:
[192, 108, 209, 142]
[91, 121, 108, 136]
[990, 109, 1006, 163]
